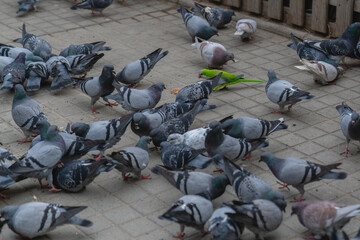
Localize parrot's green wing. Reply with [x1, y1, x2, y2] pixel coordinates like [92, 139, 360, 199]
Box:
[213, 75, 263, 91]
[201, 69, 238, 79]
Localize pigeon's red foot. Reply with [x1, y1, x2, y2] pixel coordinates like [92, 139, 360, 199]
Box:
[129, 84, 138, 89]
[242, 152, 252, 160]
[38, 180, 49, 189]
[340, 148, 350, 157]
[140, 174, 151, 180]
[18, 137, 32, 143]
[91, 107, 99, 114]
[291, 195, 305, 203]
[173, 232, 185, 239]
[0, 192, 9, 199]
[213, 167, 224, 173]
[105, 101, 118, 107]
[272, 110, 282, 114]
[122, 173, 132, 180]
[49, 185, 62, 192]
[202, 230, 210, 236]
[276, 181, 290, 191]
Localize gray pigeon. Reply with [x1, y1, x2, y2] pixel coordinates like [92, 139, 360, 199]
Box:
[14, 24, 52, 61]
[12, 84, 47, 143]
[0, 43, 43, 61]
[67, 53, 104, 77]
[287, 33, 339, 66]
[208, 205, 244, 240]
[266, 69, 315, 113]
[177, 5, 218, 41]
[167, 116, 232, 150]
[291, 201, 360, 239]
[221, 116, 288, 139]
[116, 48, 169, 87]
[16, 0, 38, 15]
[160, 141, 218, 169]
[217, 157, 287, 210]
[159, 194, 213, 239]
[70, 0, 113, 17]
[190, 2, 234, 28]
[131, 101, 215, 137]
[260, 152, 347, 202]
[0, 57, 14, 82]
[52, 158, 117, 192]
[151, 165, 229, 200]
[105, 81, 166, 112]
[46, 55, 74, 92]
[0, 53, 26, 91]
[71, 113, 133, 142]
[107, 136, 151, 180]
[303, 22, 360, 64]
[225, 199, 284, 240]
[74, 64, 117, 113]
[60, 41, 112, 57]
[150, 99, 208, 147]
[336, 102, 360, 156]
[9, 125, 66, 191]
[175, 73, 227, 103]
[0, 202, 92, 238]
[205, 121, 269, 160]
[25, 61, 48, 91]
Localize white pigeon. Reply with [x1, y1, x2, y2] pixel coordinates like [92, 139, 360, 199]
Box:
[234, 19, 257, 41]
[192, 37, 234, 69]
[295, 59, 344, 85]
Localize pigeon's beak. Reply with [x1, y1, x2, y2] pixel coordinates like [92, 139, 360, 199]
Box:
[134, 124, 140, 130]
[352, 120, 356, 126]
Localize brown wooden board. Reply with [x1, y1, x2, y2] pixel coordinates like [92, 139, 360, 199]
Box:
[246, 0, 262, 13]
[268, 0, 283, 20]
[311, 0, 329, 33]
[290, 0, 305, 26]
[223, 0, 241, 8]
[332, 0, 354, 37]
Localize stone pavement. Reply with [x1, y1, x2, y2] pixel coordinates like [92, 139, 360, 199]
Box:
[0, 0, 360, 239]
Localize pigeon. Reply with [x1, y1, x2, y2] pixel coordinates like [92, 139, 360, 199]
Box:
[14, 24, 52, 61]
[105, 81, 166, 112]
[107, 136, 151, 180]
[0, 57, 14, 82]
[287, 33, 339, 66]
[52, 158, 117, 192]
[291, 201, 360, 239]
[74, 64, 117, 113]
[218, 157, 287, 209]
[0, 147, 17, 163]
[295, 59, 344, 85]
[190, 2, 234, 28]
[225, 199, 284, 240]
[60, 41, 112, 57]
[16, 0, 39, 15]
[221, 117, 288, 139]
[159, 194, 213, 239]
[151, 165, 229, 200]
[0, 202, 92, 238]
[266, 69, 315, 113]
[175, 73, 223, 103]
[46, 55, 74, 92]
[160, 141, 219, 169]
[303, 22, 360, 63]
[67, 53, 104, 76]
[260, 152, 347, 202]
[70, 0, 113, 17]
[192, 37, 234, 69]
[150, 99, 208, 147]
[167, 116, 232, 150]
[177, 5, 218, 41]
[12, 84, 47, 143]
[234, 19, 257, 41]
[336, 102, 360, 156]
[0, 53, 26, 91]
[9, 125, 66, 191]
[208, 205, 244, 240]
[0, 44, 43, 61]
[205, 121, 269, 160]
[116, 48, 169, 87]
[131, 101, 215, 137]
[25, 61, 48, 91]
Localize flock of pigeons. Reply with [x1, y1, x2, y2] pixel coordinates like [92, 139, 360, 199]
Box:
[1, 0, 360, 240]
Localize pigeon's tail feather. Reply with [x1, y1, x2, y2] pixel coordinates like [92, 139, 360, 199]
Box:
[199, 103, 216, 111]
[17, 4, 31, 14]
[187, 154, 214, 169]
[234, 30, 245, 36]
[0, 80, 14, 91]
[115, 113, 135, 137]
[22, 23, 26, 40]
[336, 102, 353, 115]
[26, 76, 41, 92]
[92, 41, 112, 52]
[219, 115, 233, 124]
[298, 94, 315, 100]
[150, 165, 176, 186]
[153, 50, 169, 67]
[288, 33, 298, 50]
[70, 1, 91, 10]
[68, 216, 93, 227]
[13, 38, 22, 44]
[322, 171, 347, 180]
[194, 2, 206, 11]
[249, 138, 269, 150]
[100, 46, 112, 51]
[50, 65, 74, 91]
[268, 117, 288, 135]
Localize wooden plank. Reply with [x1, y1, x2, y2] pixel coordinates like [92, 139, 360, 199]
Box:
[223, 0, 241, 8]
[355, 0, 360, 12]
[311, 0, 329, 33]
[290, 0, 305, 26]
[268, 0, 283, 20]
[246, 0, 262, 14]
[332, 0, 354, 37]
